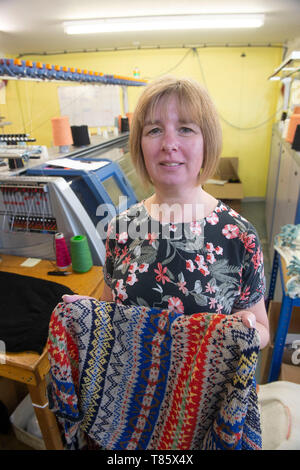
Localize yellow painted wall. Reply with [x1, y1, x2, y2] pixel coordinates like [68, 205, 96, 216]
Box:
[0, 46, 282, 198]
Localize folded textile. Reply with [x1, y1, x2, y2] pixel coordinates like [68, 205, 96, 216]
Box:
[47, 299, 262, 450]
[274, 224, 300, 298]
[275, 224, 300, 250]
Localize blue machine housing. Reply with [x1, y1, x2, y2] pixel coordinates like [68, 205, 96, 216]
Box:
[26, 157, 138, 237]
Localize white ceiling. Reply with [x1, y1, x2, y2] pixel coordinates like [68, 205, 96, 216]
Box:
[0, 0, 300, 56]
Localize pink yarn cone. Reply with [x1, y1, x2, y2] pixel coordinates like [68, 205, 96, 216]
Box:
[55, 233, 71, 269]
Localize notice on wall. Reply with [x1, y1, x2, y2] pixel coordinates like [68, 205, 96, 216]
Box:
[0, 80, 6, 105]
[58, 84, 121, 127]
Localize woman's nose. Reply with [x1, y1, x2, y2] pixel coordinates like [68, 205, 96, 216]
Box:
[161, 132, 178, 151]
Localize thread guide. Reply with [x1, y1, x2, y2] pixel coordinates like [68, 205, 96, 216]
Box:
[0, 58, 147, 87]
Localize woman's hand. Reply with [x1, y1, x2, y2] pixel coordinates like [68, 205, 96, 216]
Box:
[62, 294, 95, 303]
[232, 298, 270, 349]
[232, 310, 256, 329]
[62, 284, 114, 304]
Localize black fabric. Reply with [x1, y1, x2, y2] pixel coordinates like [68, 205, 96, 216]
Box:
[0, 272, 74, 354]
[0, 401, 10, 434]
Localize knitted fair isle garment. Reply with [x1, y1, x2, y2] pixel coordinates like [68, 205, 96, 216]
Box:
[47, 299, 262, 450]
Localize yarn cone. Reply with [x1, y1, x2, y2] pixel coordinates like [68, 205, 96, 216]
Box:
[70, 235, 93, 273]
[55, 233, 72, 269]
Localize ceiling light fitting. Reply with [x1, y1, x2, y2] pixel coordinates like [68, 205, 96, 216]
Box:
[63, 14, 265, 35]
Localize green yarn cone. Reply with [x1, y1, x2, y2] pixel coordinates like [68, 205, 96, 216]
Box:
[70, 235, 93, 273]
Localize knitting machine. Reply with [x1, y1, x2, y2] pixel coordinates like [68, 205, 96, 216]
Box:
[0, 135, 152, 265]
[0, 175, 105, 264]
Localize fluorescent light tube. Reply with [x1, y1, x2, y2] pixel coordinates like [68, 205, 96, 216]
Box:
[63, 14, 265, 35]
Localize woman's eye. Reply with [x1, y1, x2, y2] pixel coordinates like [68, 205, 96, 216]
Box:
[179, 126, 194, 134]
[147, 127, 161, 135]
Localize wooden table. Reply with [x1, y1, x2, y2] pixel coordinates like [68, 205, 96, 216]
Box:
[0, 254, 104, 450]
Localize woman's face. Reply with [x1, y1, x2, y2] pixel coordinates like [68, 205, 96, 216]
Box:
[141, 95, 204, 193]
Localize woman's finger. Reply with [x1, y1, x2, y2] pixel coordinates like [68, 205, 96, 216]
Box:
[241, 312, 256, 329]
[62, 294, 93, 303]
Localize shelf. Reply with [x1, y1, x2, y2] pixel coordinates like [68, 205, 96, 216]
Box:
[268, 50, 300, 80]
[0, 58, 147, 87]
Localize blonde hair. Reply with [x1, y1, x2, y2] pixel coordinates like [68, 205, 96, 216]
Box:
[129, 76, 222, 186]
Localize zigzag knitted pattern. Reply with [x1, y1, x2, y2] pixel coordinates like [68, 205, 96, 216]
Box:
[47, 299, 262, 450]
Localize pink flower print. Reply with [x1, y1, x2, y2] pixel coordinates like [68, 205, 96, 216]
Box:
[169, 224, 177, 232]
[126, 273, 138, 286]
[206, 242, 214, 252]
[206, 212, 219, 225]
[186, 259, 196, 272]
[209, 298, 217, 309]
[138, 263, 149, 273]
[199, 266, 209, 276]
[154, 262, 171, 284]
[146, 232, 158, 246]
[114, 246, 120, 257]
[195, 254, 210, 276]
[115, 279, 128, 301]
[118, 232, 128, 244]
[219, 203, 228, 212]
[240, 233, 256, 253]
[216, 303, 223, 314]
[252, 247, 262, 272]
[222, 224, 239, 239]
[206, 252, 216, 264]
[190, 221, 203, 235]
[215, 246, 223, 255]
[205, 282, 216, 294]
[240, 285, 250, 301]
[195, 254, 205, 264]
[122, 255, 131, 265]
[168, 297, 184, 313]
[121, 246, 128, 258]
[177, 280, 188, 295]
[228, 208, 239, 217]
[128, 262, 138, 273]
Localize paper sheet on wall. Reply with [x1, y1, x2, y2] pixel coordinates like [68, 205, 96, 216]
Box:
[0, 80, 6, 105]
[58, 85, 121, 127]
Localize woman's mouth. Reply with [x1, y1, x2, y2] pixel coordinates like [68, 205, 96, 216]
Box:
[160, 162, 183, 167]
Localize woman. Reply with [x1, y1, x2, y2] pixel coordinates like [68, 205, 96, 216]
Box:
[67, 76, 269, 349]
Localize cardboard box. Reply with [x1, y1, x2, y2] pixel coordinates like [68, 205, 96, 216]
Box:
[10, 394, 46, 450]
[203, 157, 244, 200]
[260, 301, 300, 384]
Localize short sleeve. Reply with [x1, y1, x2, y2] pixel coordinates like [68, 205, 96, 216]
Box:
[102, 217, 117, 288]
[233, 226, 266, 311]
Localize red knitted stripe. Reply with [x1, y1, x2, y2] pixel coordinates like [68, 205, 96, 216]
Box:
[157, 314, 224, 449]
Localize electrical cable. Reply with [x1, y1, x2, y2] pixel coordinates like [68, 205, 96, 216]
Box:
[16, 43, 285, 59]
[14, 81, 27, 134]
[146, 48, 193, 79]
[193, 48, 284, 130]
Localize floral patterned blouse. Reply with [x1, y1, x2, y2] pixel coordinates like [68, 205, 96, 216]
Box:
[103, 200, 266, 315]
